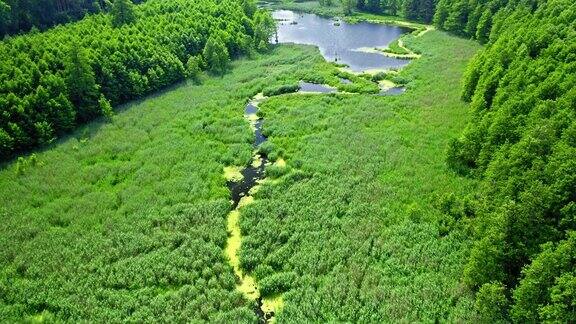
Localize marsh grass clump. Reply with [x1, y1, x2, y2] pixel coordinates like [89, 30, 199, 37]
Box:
[382, 39, 411, 55]
[258, 272, 297, 297]
[265, 164, 290, 179]
[262, 84, 300, 96]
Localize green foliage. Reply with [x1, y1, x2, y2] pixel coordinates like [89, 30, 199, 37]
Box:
[433, 0, 540, 41]
[402, 0, 435, 23]
[186, 55, 203, 82]
[475, 282, 509, 323]
[511, 233, 576, 322]
[98, 94, 114, 121]
[353, 0, 434, 21]
[203, 35, 230, 75]
[446, 0, 576, 320]
[111, 0, 136, 27]
[0, 0, 106, 36]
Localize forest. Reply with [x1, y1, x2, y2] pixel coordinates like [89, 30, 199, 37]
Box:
[1, 0, 575, 322]
[0, 0, 147, 36]
[446, 0, 576, 321]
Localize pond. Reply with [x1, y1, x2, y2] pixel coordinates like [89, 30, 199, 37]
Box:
[273, 10, 412, 72]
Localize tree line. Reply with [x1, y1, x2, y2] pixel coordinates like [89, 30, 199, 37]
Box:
[349, 0, 436, 23]
[445, 0, 575, 321]
[0, 0, 147, 37]
[433, 0, 540, 43]
[0, 0, 276, 159]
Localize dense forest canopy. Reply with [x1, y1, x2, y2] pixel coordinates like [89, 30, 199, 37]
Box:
[0, 0, 275, 159]
[0, 0, 147, 36]
[443, 0, 575, 321]
[354, 0, 436, 22]
[433, 0, 540, 43]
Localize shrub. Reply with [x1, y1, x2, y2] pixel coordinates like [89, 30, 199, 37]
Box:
[475, 282, 509, 323]
[258, 272, 297, 296]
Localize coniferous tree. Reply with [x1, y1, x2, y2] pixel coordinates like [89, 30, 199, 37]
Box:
[0, 0, 9, 35]
[388, 0, 399, 15]
[98, 94, 114, 120]
[203, 36, 229, 75]
[186, 55, 203, 82]
[443, 0, 468, 35]
[342, 0, 355, 15]
[65, 46, 100, 121]
[111, 0, 135, 27]
[366, 0, 381, 12]
[475, 8, 492, 43]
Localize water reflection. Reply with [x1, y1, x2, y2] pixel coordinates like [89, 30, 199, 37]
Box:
[273, 10, 411, 72]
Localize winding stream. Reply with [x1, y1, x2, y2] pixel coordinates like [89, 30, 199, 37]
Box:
[224, 10, 431, 323]
[225, 93, 283, 323]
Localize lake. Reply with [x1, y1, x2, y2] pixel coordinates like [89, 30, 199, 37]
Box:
[273, 10, 412, 72]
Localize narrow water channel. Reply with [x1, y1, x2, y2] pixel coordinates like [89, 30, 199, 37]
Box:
[227, 101, 269, 208]
[225, 94, 283, 323]
[224, 10, 428, 322]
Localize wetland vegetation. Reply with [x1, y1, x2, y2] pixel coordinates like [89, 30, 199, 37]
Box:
[1, 0, 574, 322]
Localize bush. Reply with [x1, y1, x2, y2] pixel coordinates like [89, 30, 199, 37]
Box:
[475, 282, 509, 323]
[258, 272, 297, 296]
[186, 55, 203, 82]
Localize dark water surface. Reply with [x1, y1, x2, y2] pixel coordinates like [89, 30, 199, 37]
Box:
[227, 102, 269, 209]
[380, 87, 406, 95]
[273, 10, 411, 72]
[299, 81, 336, 93]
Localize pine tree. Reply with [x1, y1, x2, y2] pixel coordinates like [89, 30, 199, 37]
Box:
[0, 1, 9, 35]
[367, 0, 381, 13]
[443, 0, 469, 35]
[111, 0, 135, 27]
[203, 36, 229, 75]
[342, 0, 356, 15]
[475, 8, 492, 43]
[98, 94, 114, 121]
[186, 55, 203, 83]
[65, 45, 100, 122]
[402, 0, 418, 20]
[420, 0, 436, 23]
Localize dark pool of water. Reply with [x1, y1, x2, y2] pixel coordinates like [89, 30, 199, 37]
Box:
[245, 102, 258, 115]
[299, 81, 336, 93]
[227, 102, 269, 208]
[379, 87, 406, 96]
[273, 10, 411, 72]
